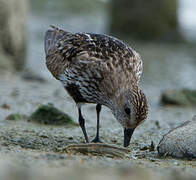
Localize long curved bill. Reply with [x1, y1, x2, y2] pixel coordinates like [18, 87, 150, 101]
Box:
[124, 128, 135, 147]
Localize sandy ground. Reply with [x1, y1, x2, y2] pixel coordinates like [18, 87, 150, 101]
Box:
[0, 74, 196, 180]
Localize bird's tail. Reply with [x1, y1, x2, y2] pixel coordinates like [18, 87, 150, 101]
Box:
[44, 25, 69, 55]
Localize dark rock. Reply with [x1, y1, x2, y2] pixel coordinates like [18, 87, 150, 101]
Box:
[140, 145, 148, 151]
[161, 89, 196, 106]
[1, 103, 10, 109]
[157, 117, 196, 159]
[139, 141, 155, 151]
[28, 104, 77, 126]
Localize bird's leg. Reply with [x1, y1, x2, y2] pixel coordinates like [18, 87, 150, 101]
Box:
[92, 104, 102, 143]
[78, 107, 89, 143]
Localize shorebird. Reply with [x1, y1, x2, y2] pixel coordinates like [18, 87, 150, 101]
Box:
[44, 26, 148, 147]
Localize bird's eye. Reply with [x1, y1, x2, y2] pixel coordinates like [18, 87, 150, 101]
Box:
[124, 107, 131, 115]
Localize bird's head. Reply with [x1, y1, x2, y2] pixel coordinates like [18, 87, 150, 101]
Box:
[111, 88, 148, 147]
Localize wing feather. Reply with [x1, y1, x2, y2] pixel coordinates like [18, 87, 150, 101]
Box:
[44, 26, 143, 84]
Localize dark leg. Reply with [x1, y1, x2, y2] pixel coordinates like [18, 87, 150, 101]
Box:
[92, 104, 102, 143]
[78, 107, 89, 143]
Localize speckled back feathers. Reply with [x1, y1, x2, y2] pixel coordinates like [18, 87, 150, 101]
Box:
[44, 26, 147, 118]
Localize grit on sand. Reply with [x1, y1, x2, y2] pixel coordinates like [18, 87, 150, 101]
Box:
[0, 74, 196, 180]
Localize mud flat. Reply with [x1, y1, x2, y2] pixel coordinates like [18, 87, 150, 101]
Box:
[0, 75, 196, 180]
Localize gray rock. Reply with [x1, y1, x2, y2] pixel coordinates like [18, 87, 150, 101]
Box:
[158, 117, 196, 159]
[0, 0, 27, 73]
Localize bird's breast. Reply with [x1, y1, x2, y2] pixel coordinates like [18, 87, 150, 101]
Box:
[59, 71, 103, 104]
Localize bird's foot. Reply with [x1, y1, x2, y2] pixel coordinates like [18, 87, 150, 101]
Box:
[91, 136, 103, 143]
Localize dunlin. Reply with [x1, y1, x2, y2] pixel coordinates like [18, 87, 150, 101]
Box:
[44, 26, 148, 147]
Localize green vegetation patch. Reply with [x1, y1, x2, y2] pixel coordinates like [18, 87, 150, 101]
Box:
[28, 104, 77, 126]
[161, 89, 196, 106]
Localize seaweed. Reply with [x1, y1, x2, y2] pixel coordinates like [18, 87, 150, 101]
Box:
[28, 104, 77, 126]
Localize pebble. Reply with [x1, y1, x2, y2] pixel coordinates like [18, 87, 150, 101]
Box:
[173, 162, 179, 166]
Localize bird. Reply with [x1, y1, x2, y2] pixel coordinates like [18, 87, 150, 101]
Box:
[44, 25, 148, 147]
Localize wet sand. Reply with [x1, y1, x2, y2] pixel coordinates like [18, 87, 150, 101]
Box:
[0, 75, 196, 179]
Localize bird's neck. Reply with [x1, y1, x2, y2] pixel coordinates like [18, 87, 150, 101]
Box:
[108, 90, 128, 122]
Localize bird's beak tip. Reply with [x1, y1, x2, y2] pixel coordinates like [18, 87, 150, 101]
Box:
[124, 128, 135, 147]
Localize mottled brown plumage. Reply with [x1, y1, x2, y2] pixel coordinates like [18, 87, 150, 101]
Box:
[44, 26, 148, 147]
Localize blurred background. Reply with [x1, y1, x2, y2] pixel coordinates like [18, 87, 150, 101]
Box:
[0, 0, 196, 89]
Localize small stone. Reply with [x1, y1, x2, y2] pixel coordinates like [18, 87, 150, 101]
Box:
[173, 162, 179, 166]
[139, 141, 155, 151]
[158, 117, 196, 159]
[155, 121, 161, 129]
[111, 139, 117, 143]
[1, 103, 10, 109]
[5, 113, 28, 121]
[140, 145, 148, 151]
[149, 158, 156, 162]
